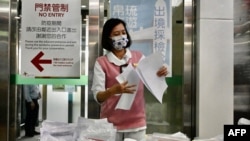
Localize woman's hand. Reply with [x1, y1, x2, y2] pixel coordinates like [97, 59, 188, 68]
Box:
[156, 65, 168, 77]
[96, 81, 136, 103]
[110, 81, 136, 94]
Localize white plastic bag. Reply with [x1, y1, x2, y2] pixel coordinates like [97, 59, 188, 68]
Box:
[74, 117, 116, 141]
[40, 120, 76, 141]
[149, 132, 190, 141]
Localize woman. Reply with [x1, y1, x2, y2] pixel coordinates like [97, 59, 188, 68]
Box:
[91, 18, 168, 141]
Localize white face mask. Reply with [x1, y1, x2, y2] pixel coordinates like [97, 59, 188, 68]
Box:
[111, 35, 129, 50]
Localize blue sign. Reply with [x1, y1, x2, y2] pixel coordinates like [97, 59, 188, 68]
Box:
[111, 0, 172, 76]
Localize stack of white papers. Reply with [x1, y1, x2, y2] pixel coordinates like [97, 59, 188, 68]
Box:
[116, 52, 168, 110]
[116, 64, 140, 110]
[40, 117, 117, 141]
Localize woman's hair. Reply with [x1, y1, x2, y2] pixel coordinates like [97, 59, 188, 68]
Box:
[101, 18, 132, 51]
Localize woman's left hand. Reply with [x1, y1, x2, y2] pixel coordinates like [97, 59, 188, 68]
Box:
[156, 65, 168, 77]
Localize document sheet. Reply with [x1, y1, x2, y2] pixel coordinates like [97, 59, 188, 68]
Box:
[115, 52, 168, 110]
[116, 64, 140, 110]
[136, 52, 168, 103]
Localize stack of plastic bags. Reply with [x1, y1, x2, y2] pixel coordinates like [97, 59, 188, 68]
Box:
[74, 117, 116, 141]
[146, 132, 190, 141]
[192, 134, 223, 141]
[40, 117, 116, 141]
[40, 120, 76, 141]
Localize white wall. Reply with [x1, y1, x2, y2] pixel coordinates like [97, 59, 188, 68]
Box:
[46, 85, 81, 123]
[196, 0, 234, 138]
[47, 85, 68, 122]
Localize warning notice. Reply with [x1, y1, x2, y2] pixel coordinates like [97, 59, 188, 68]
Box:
[21, 0, 81, 78]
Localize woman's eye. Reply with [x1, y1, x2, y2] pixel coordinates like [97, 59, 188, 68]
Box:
[112, 31, 126, 36]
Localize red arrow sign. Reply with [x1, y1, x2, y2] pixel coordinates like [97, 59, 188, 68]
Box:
[31, 51, 52, 72]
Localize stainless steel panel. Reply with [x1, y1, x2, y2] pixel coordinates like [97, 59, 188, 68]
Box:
[233, 0, 250, 123]
[183, 0, 196, 138]
[0, 0, 10, 140]
[0, 0, 19, 140]
[87, 0, 105, 118]
[9, 0, 18, 139]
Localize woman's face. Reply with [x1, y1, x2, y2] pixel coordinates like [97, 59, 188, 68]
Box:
[110, 23, 127, 37]
[109, 23, 129, 51]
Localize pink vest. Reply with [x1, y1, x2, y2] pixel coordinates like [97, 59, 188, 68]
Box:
[97, 50, 146, 130]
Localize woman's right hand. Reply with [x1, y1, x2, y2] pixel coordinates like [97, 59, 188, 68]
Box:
[97, 81, 136, 103]
[110, 81, 136, 94]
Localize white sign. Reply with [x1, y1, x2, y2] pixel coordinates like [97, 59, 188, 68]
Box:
[21, 0, 81, 78]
